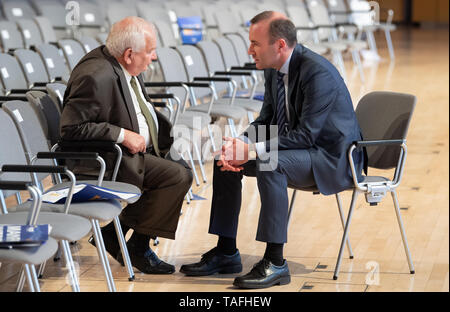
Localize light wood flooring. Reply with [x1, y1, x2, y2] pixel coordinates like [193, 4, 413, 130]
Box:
[0, 26, 448, 292]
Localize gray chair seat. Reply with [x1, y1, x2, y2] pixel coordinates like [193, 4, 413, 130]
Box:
[321, 41, 348, 51]
[0, 212, 91, 242]
[216, 98, 263, 112]
[46, 181, 142, 204]
[176, 112, 211, 130]
[15, 199, 123, 222]
[187, 104, 246, 120]
[0, 237, 58, 265]
[361, 176, 390, 183]
[344, 40, 368, 50]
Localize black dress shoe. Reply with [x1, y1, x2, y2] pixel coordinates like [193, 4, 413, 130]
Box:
[88, 233, 124, 266]
[233, 259, 290, 289]
[122, 243, 175, 274]
[180, 247, 242, 276]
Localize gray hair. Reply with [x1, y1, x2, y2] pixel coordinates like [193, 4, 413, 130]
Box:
[106, 16, 155, 58]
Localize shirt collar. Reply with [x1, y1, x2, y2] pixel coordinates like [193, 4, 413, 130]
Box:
[279, 50, 294, 75]
[118, 63, 133, 82]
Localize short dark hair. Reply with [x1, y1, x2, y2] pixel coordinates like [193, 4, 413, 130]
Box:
[250, 11, 297, 48]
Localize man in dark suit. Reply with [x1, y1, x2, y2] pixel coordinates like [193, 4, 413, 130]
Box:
[180, 12, 365, 288]
[60, 17, 193, 274]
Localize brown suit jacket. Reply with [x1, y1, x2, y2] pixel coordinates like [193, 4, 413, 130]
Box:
[60, 45, 174, 189]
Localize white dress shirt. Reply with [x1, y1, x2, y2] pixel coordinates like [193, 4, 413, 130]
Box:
[116, 64, 159, 147]
[253, 50, 293, 157]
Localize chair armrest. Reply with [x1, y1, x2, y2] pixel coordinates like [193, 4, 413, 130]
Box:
[2, 164, 68, 174]
[295, 26, 319, 30]
[354, 139, 404, 149]
[194, 76, 233, 82]
[37, 152, 99, 160]
[144, 82, 186, 88]
[0, 180, 32, 190]
[214, 71, 252, 76]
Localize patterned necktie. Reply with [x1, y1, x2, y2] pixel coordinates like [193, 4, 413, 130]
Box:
[130, 76, 160, 156]
[276, 71, 287, 136]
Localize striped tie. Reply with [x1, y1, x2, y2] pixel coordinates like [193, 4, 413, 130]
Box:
[276, 71, 287, 136]
[130, 76, 160, 156]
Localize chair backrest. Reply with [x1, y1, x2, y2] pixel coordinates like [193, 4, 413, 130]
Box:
[154, 20, 179, 48]
[0, 52, 29, 91]
[225, 34, 252, 64]
[326, 0, 350, 24]
[33, 16, 57, 43]
[1, 0, 37, 21]
[214, 11, 240, 35]
[25, 90, 61, 147]
[286, 5, 316, 43]
[196, 40, 226, 75]
[35, 43, 70, 83]
[0, 21, 24, 52]
[14, 49, 50, 87]
[46, 82, 66, 111]
[58, 39, 86, 72]
[106, 2, 137, 26]
[306, 0, 334, 40]
[2, 100, 54, 183]
[349, 0, 374, 27]
[0, 107, 32, 198]
[31, 0, 67, 29]
[214, 37, 240, 69]
[16, 19, 43, 49]
[156, 47, 189, 104]
[176, 45, 214, 98]
[356, 91, 416, 169]
[78, 36, 101, 53]
[96, 32, 108, 45]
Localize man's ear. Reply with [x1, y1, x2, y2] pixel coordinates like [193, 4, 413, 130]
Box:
[123, 48, 133, 65]
[278, 39, 287, 51]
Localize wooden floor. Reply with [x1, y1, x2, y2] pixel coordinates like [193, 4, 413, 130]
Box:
[0, 26, 448, 292]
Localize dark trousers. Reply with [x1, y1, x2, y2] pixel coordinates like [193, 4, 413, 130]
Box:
[209, 149, 315, 244]
[119, 153, 193, 239]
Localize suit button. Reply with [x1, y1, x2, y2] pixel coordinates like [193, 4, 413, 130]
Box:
[138, 169, 143, 174]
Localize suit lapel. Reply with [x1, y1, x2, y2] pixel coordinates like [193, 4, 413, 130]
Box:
[103, 47, 140, 133]
[287, 44, 303, 128]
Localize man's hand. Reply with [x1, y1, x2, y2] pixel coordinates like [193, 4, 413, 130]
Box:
[122, 129, 146, 154]
[217, 137, 249, 172]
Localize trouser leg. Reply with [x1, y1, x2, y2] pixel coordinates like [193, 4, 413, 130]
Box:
[120, 154, 193, 239]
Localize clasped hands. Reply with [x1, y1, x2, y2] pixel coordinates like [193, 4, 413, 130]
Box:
[216, 137, 250, 172]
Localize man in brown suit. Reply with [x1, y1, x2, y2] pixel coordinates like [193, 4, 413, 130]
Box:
[60, 17, 193, 274]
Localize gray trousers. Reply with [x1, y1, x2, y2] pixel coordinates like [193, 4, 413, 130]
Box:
[209, 149, 315, 244]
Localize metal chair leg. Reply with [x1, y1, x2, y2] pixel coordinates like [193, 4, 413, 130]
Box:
[385, 29, 395, 59]
[391, 190, 415, 274]
[187, 147, 200, 186]
[113, 216, 135, 281]
[335, 194, 354, 259]
[352, 50, 365, 83]
[91, 219, 116, 292]
[193, 141, 207, 183]
[16, 265, 26, 292]
[333, 190, 360, 280]
[23, 264, 36, 292]
[61, 240, 80, 292]
[287, 190, 297, 228]
[37, 260, 46, 278]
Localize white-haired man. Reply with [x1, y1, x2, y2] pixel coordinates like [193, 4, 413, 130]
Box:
[60, 16, 193, 274]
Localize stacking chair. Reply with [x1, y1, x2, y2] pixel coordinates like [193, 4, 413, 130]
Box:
[1, 0, 37, 22]
[106, 2, 138, 26]
[154, 20, 180, 48]
[0, 106, 91, 292]
[14, 49, 51, 89]
[33, 16, 58, 44]
[30, 0, 69, 39]
[57, 39, 86, 72]
[286, 5, 348, 75]
[76, 0, 107, 38]
[306, 0, 367, 82]
[0, 21, 24, 52]
[287, 91, 416, 280]
[0, 53, 39, 96]
[156, 46, 247, 138]
[46, 82, 66, 112]
[77, 36, 101, 53]
[34, 43, 71, 83]
[16, 19, 43, 49]
[2, 98, 139, 292]
[0, 181, 58, 292]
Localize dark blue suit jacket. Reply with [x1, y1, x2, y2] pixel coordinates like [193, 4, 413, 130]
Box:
[245, 44, 366, 195]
